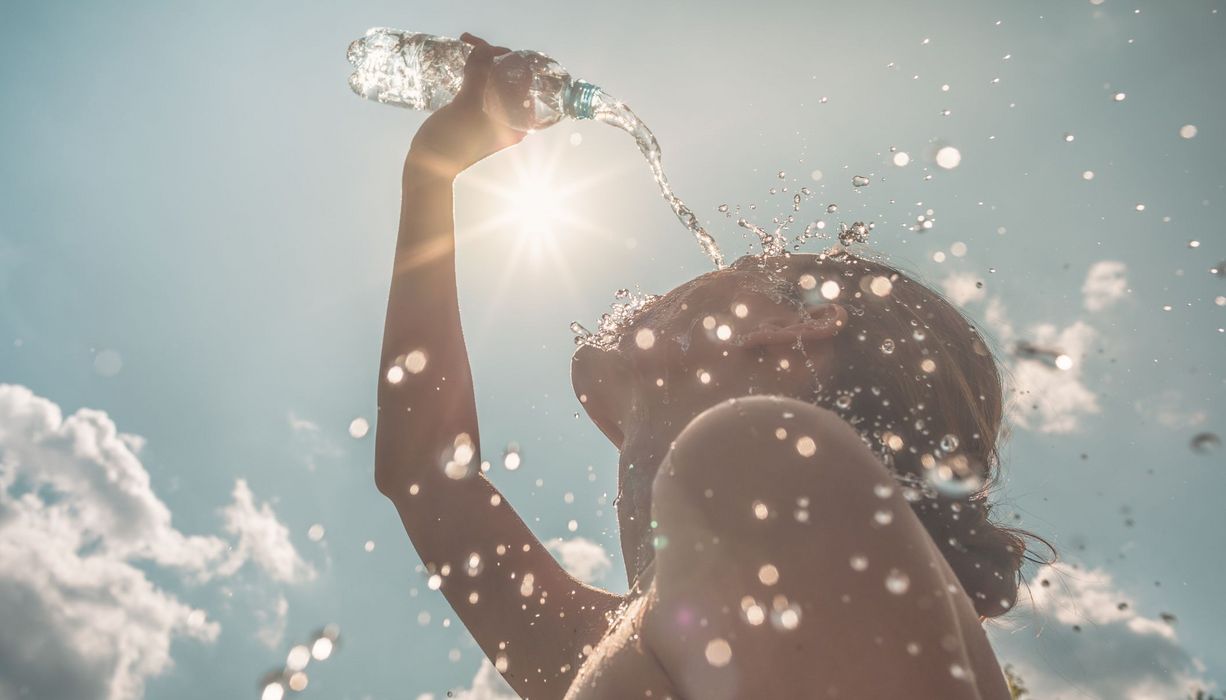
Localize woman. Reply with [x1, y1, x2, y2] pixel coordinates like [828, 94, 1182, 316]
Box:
[374, 33, 1040, 700]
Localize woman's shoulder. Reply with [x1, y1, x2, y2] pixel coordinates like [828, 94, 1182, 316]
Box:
[641, 394, 1011, 699]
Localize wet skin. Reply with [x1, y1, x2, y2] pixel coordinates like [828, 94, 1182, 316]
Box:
[373, 33, 1012, 700]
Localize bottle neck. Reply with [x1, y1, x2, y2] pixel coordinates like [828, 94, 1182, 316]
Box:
[565, 80, 600, 120]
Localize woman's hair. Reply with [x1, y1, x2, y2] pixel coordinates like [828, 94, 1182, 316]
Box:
[806, 251, 1050, 618]
[633, 251, 1051, 618]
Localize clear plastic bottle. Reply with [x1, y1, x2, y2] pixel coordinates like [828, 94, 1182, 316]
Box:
[346, 28, 601, 132]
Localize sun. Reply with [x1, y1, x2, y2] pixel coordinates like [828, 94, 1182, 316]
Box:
[506, 175, 565, 258]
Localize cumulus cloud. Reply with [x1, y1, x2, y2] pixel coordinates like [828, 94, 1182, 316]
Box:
[1005, 321, 1101, 433]
[255, 594, 291, 649]
[990, 564, 1211, 699]
[941, 272, 987, 307]
[1134, 390, 1209, 430]
[449, 659, 518, 700]
[1082, 261, 1129, 312]
[287, 410, 340, 471]
[217, 480, 315, 583]
[975, 294, 1101, 434]
[547, 537, 613, 584]
[0, 384, 311, 700]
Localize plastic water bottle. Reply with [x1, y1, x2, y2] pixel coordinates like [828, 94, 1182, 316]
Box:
[346, 28, 601, 132]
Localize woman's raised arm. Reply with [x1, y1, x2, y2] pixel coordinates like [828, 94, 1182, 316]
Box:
[374, 34, 622, 700]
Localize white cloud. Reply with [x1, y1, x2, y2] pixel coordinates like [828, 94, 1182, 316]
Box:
[1134, 390, 1208, 430]
[287, 410, 340, 471]
[976, 295, 1101, 434]
[1082, 261, 1129, 312]
[546, 537, 613, 584]
[449, 659, 517, 700]
[941, 272, 987, 307]
[1007, 320, 1101, 434]
[217, 479, 315, 583]
[0, 384, 311, 700]
[990, 564, 1212, 699]
[255, 594, 290, 649]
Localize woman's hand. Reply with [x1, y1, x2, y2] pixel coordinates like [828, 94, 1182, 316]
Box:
[405, 33, 527, 181]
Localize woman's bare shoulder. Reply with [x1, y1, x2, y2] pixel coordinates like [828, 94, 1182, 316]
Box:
[640, 395, 1011, 699]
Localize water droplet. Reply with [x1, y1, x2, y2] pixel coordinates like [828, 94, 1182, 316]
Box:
[427, 573, 442, 590]
[1191, 432, 1221, 454]
[348, 417, 370, 439]
[705, 638, 733, 667]
[1113, 91, 1127, 102]
[873, 509, 894, 526]
[885, 569, 911, 594]
[873, 484, 894, 499]
[852, 175, 870, 187]
[850, 554, 869, 571]
[1180, 124, 1198, 139]
[1082, 170, 1095, 180]
[771, 601, 802, 630]
[820, 280, 841, 300]
[838, 221, 872, 246]
[893, 151, 911, 167]
[465, 552, 484, 576]
[741, 596, 766, 625]
[834, 394, 853, 410]
[880, 339, 896, 354]
[308, 524, 325, 541]
[635, 328, 656, 349]
[311, 636, 334, 661]
[287, 644, 311, 671]
[404, 349, 428, 374]
[1055, 354, 1074, 370]
[826, 203, 839, 213]
[1063, 133, 1075, 143]
[796, 436, 817, 457]
[777, 171, 787, 179]
[939, 434, 960, 453]
[503, 444, 522, 471]
[935, 146, 962, 169]
[718, 204, 729, 213]
[752, 501, 770, 520]
[758, 563, 780, 585]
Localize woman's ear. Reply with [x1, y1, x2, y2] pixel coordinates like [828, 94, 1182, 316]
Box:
[571, 345, 635, 447]
[738, 302, 848, 349]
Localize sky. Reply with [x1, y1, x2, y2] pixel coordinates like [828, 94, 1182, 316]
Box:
[0, 1, 1223, 698]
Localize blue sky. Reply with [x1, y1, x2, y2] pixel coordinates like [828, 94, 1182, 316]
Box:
[0, 1, 1223, 698]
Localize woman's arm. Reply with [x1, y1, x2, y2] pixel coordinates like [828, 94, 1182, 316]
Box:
[374, 34, 622, 700]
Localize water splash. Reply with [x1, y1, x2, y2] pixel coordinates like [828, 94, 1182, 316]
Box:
[591, 92, 725, 269]
[737, 218, 786, 257]
[572, 287, 663, 350]
[838, 221, 872, 246]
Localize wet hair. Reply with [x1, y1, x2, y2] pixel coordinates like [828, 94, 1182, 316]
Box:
[632, 251, 1052, 618]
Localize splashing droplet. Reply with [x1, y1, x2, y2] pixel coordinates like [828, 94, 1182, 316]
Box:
[885, 569, 911, 594]
[705, 638, 733, 667]
[1191, 432, 1221, 454]
[935, 146, 962, 169]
